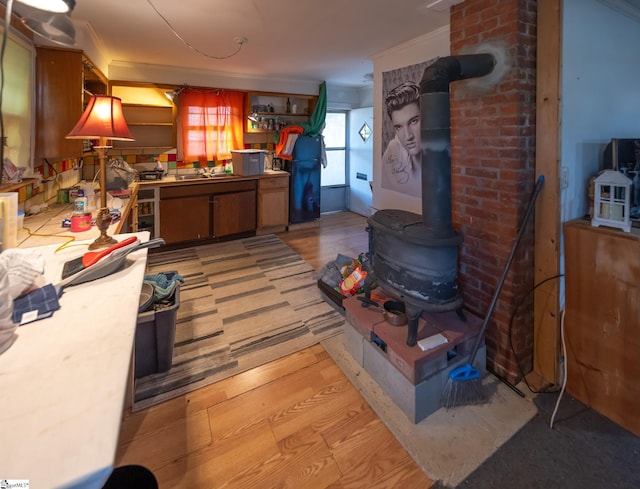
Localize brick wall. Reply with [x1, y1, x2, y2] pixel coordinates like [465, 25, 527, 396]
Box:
[450, 0, 537, 383]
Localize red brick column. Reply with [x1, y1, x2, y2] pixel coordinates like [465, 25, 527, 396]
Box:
[449, 0, 537, 383]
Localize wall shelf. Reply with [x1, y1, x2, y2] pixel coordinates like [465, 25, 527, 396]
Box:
[245, 91, 317, 134]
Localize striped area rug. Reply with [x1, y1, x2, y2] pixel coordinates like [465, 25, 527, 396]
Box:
[134, 234, 344, 411]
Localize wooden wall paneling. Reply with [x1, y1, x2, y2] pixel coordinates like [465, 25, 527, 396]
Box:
[532, 0, 562, 387]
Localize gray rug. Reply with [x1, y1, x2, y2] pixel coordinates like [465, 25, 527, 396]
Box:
[435, 392, 640, 489]
[134, 234, 344, 411]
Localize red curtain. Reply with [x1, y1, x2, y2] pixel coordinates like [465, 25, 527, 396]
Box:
[178, 88, 244, 163]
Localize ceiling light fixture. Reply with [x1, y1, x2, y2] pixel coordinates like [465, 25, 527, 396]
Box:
[12, 0, 76, 45]
[21, 10, 75, 45]
[16, 0, 74, 13]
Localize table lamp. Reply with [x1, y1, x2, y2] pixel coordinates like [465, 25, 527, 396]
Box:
[66, 95, 134, 249]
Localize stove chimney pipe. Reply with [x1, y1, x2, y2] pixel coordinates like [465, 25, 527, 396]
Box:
[419, 54, 496, 237]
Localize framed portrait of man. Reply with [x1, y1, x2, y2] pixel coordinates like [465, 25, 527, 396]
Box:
[381, 57, 438, 197]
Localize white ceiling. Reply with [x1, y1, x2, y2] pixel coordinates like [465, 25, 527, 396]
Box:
[64, 0, 451, 88]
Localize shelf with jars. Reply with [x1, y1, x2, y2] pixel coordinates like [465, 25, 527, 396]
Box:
[245, 91, 318, 134]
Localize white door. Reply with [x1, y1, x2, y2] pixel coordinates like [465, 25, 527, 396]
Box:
[348, 107, 374, 216]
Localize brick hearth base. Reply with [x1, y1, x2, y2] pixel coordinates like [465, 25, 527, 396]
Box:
[343, 293, 485, 423]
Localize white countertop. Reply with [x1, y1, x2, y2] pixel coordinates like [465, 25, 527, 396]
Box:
[17, 202, 128, 249]
[0, 232, 150, 488]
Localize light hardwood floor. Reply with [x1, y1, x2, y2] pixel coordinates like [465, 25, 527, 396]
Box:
[116, 211, 435, 488]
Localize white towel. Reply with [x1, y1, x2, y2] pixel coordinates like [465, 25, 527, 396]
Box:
[0, 249, 46, 354]
[282, 133, 299, 156]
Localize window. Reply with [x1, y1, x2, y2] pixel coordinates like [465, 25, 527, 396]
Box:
[321, 111, 347, 186]
[177, 88, 244, 163]
[0, 27, 33, 170]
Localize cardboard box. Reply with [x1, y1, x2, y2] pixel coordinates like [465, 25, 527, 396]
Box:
[231, 150, 266, 176]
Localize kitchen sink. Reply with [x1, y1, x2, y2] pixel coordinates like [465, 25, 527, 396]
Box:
[175, 173, 235, 181]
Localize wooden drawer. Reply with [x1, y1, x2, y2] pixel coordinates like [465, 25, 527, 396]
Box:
[160, 183, 213, 199]
[259, 175, 289, 190]
[159, 179, 256, 199]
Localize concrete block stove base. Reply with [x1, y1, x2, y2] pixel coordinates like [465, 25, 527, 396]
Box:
[343, 294, 485, 423]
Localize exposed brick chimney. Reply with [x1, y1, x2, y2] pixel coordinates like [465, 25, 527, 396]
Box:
[450, 0, 537, 383]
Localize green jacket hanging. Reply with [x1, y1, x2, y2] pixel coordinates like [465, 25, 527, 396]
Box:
[301, 81, 327, 137]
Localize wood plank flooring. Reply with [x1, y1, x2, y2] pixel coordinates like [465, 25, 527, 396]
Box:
[116, 211, 435, 488]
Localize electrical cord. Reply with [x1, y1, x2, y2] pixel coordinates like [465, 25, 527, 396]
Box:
[507, 273, 565, 395]
[43, 158, 62, 191]
[22, 225, 77, 253]
[549, 307, 568, 429]
[146, 0, 246, 60]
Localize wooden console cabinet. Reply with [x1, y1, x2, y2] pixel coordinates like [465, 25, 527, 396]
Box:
[563, 219, 640, 436]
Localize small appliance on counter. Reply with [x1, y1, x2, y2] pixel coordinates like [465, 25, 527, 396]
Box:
[138, 169, 165, 181]
[231, 150, 266, 176]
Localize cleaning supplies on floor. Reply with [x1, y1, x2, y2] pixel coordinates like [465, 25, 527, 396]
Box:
[441, 175, 545, 409]
[143, 271, 184, 302]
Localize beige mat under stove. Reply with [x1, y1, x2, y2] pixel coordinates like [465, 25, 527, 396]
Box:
[321, 333, 538, 487]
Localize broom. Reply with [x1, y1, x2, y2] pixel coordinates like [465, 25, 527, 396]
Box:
[441, 175, 545, 408]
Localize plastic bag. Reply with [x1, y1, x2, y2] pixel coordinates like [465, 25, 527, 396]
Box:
[106, 158, 137, 190]
[339, 264, 367, 297]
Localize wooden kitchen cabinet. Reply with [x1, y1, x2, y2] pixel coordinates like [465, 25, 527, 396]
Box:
[159, 184, 211, 244]
[563, 219, 640, 436]
[257, 173, 289, 234]
[112, 104, 176, 150]
[159, 179, 257, 245]
[213, 191, 256, 238]
[35, 47, 106, 160]
[109, 82, 177, 151]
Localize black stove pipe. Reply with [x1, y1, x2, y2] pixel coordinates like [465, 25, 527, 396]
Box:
[419, 54, 496, 238]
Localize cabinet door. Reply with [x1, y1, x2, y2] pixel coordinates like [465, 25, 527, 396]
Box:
[160, 195, 211, 244]
[258, 176, 289, 230]
[35, 47, 83, 159]
[213, 191, 256, 238]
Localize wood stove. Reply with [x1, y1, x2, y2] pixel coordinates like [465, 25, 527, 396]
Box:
[368, 54, 496, 347]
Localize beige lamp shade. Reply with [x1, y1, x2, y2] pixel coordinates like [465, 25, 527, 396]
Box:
[67, 95, 134, 142]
